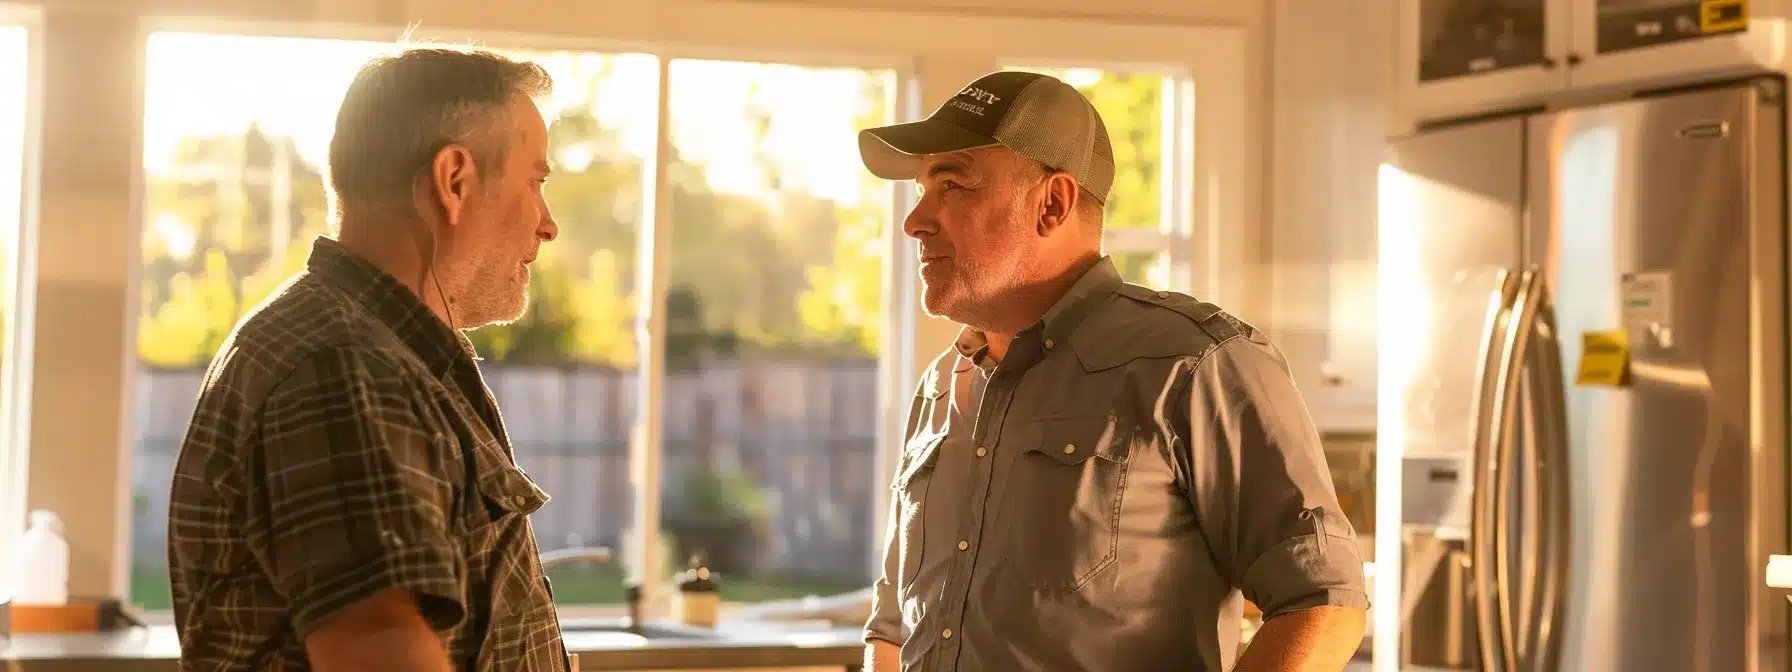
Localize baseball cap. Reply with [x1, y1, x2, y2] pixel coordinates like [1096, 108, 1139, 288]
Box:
[858, 70, 1116, 204]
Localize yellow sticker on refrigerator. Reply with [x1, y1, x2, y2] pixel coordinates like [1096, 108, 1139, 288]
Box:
[1576, 330, 1631, 387]
[1701, 0, 1748, 33]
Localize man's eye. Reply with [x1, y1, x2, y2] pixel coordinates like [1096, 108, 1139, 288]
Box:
[916, 180, 964, 198]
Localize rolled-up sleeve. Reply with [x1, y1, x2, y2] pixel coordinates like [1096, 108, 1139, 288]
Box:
[1183, 334, 1369, 620]
[249, 345, 466, 639]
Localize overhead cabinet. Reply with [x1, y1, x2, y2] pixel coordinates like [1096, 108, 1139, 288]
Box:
[1398, 0, 1785, 125]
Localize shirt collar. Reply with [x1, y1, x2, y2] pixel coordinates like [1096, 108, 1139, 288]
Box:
[952, 255, 1123, 370]
[304, 236, 479, 374]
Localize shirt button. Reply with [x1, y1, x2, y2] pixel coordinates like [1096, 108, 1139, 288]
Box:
[1044, 338, 1056, 349]
[1157, 290, 1170, 299]
[942, 628, 953, 639]
[975, 445, 988, 457]
[958, 540, 969, 551]
[1063, 443, 1076, 454]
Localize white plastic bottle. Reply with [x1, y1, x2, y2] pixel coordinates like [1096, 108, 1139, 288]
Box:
[13, 509, 69, 605]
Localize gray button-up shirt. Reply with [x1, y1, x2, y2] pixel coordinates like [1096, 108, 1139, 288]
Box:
[864, 257, 1368, 671]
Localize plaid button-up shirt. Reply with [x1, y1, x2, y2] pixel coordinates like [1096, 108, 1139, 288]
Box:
[167, 237, 567, 670]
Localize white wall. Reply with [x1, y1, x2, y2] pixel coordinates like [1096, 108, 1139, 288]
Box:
[1265, 0, 1395, 433]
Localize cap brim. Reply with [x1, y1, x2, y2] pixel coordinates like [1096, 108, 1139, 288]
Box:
[858, 119, 999, 180]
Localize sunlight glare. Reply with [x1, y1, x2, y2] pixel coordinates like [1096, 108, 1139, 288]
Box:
[0, 25, 25, 282]
[0, 23, 24, 606]
[1063, 67, 1104, 88]
[1372, 161, 1423, 672]
[153, 213, 197, 262]
[670, 60, 891, 206]
[143, 33, 396, 174]
[143, 33, 878, 205]
[558, 143, 595, 173]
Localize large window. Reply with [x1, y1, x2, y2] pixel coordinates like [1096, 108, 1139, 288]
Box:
[0, 21, 31, 600]
[1004, 65, 1191, 291]
[131, 32, 658, 611]
[130, 33, 896, 613]
[655, 58, 894, 598]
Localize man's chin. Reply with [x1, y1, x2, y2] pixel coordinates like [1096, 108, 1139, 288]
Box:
[491, 299, 529, 326]
[920, 287, 967, 322]
[459, 295, 529, 330]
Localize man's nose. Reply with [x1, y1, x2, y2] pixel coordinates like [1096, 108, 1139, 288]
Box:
[539, 209, 559, 242]
[901, 201, 936, 240]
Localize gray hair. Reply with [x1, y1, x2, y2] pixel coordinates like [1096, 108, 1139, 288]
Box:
[328, 47, 554, 216]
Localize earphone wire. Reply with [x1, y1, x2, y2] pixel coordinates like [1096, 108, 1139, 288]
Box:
[411, 170, 459, 370]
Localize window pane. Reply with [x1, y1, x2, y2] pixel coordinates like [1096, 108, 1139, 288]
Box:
[1108, 250, 1171, 288]
[659, 59, 894, 602]
[0, 25, 21, 373]
[1002, 66, 1164, 231]
[0, 24, 28, 596]
[132, 33, 656, 611]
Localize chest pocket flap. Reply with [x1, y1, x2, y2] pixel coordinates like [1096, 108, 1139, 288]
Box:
[1025, 413, 1134, 465]
[467, 431, 551, 517]
[479, 460, 550, 516]
[892, 431, 945, 489]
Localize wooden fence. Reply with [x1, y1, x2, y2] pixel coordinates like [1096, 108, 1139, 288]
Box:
[130, 359, 884, 585]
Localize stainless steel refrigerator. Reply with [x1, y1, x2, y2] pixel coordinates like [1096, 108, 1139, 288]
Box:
[1373, 76, 1788, 672]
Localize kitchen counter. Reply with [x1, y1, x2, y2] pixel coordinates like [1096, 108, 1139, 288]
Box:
[0, 619, 865, 671]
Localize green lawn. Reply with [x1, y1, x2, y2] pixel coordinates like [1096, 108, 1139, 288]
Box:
[132, 563, 866, 612]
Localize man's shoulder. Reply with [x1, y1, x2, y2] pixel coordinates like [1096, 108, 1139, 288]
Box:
[1066, 283, 1258, 371]
[1108, 284, 1254, 339]
[200, 274, 421, 405]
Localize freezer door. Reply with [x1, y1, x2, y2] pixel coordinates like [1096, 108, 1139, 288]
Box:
[1527, 78, 1787, 672]
[1376, 117, 1526, 670]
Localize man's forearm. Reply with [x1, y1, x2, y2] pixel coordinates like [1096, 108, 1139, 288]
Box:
[1233, 606, 1365, 672]
[304, 589, 453, 672]
[864, 639, 900, 672]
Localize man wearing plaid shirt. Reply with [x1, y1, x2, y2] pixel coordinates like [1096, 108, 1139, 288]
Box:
[166, 47, 568, 671]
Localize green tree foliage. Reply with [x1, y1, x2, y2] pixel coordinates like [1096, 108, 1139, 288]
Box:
[135, 64, 1166, 369]
[792, 75, 892, 358]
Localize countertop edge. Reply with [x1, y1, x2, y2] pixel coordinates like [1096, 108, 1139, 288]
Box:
[0, 622, 867, 669]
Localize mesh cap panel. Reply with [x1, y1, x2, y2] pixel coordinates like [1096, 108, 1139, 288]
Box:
[858, 71, 1116, 204]
[996, 77, 1115, 204]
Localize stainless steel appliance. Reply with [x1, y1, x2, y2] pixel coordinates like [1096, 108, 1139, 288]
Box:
[1372, 76, 1788, 672]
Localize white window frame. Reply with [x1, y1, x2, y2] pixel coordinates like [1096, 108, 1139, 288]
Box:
[995, 60, 1202, 294]
[0, 2, 42, 600]
[14, 0, 1254, 619]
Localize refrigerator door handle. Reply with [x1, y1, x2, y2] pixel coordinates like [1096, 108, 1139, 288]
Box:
[1528, 282, 1571, 672]
[1492, 269, 1543, 672]
[1472, 269, 1523, 671]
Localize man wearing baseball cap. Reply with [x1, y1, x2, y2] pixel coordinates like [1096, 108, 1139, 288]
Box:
[859, 71, 1368, 672]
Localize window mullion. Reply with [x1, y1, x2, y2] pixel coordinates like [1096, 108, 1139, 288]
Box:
[869, 65, 922, 581]
[630, 54, 673, 614]
[1166, 75, 1200, 297]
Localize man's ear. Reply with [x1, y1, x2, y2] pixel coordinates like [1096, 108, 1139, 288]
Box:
[427, 144, 479, 228]
[1038, 172, 1079, 236]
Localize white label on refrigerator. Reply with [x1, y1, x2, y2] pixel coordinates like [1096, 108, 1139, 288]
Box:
[1621, 271, 1673, 330]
